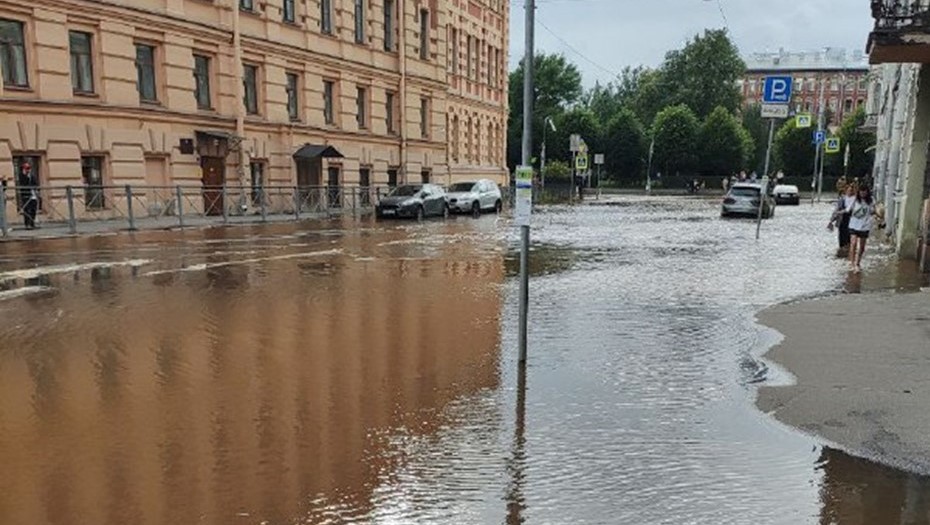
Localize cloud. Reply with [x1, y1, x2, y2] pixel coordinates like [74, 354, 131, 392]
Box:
[509, 0, 874, 86]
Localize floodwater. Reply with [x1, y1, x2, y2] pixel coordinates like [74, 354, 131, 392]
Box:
[0, 197, 927, 525]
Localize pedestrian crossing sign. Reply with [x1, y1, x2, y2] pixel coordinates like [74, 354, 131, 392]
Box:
[825, 137, 841, 154]
[796, 114, 812, 128]
[576, 154, 589, 171]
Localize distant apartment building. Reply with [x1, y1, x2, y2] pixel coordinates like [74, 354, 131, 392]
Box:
[0, 0, 508, 216]
[740, 48, 870, 126]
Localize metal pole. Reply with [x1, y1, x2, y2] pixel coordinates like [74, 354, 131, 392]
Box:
[518, 0, 534, 365]
[757, 119, 776, 240]
[66, 185, 77, 234]
[260, 187, 267, 222]
[125, 184, 136, 231]
[176, 185, 185, 228]
[817, 143, 825, 203]
[222, 185, 229, 223]
[293, 186, 301, 220]
[0, 185, 7, 237]
[540, 140, 546, 189]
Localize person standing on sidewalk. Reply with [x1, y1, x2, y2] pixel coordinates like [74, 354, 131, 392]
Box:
[18, 161, 39, 230]
[847, 186, 876, 273]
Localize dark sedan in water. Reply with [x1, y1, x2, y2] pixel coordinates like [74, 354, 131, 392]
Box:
[376, 184, 449, 220]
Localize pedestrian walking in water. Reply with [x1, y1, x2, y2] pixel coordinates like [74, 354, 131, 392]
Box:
[18, 161, 39, 230]
[722, 177, 729, 193]
[847, 186, 876, 273]
[828, 183, 856, 258]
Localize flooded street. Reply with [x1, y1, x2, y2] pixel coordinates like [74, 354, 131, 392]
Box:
[0, 197, 928, 524]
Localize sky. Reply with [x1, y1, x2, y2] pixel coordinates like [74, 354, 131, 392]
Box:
[508, 0, 875, 87]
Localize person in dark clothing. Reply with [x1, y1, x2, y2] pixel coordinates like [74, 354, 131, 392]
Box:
[18, 161, 38, 229]
[828, 183, 857, 258]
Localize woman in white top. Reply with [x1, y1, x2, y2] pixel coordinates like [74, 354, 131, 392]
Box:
[846, 186, 875, 273]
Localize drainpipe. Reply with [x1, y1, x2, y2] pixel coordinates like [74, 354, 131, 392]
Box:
[399, 0, 408, 183]
[232, 0, 248, 201]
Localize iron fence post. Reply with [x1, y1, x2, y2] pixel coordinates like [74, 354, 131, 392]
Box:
[352, 188, 357, 214]
[293, 186, 300, 220]
[176, 185, 185, 228]
[66, 185, 77, 234]
[222, 185, 229, 223]
[125, 184, 137, 231]
[260, 187, 267, 222]
[0, 185, 7, 237]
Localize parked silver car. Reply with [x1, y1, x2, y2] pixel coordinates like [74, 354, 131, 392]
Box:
[721, 183, 775, 219]
[445, 180, 503, 215]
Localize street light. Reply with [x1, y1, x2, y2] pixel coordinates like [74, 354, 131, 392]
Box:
[540, 116, 556, 189]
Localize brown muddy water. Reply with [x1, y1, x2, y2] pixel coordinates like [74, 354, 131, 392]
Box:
[0, 197, 927, 525]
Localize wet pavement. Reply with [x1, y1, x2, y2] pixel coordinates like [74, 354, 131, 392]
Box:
[0, 197, 928, 524]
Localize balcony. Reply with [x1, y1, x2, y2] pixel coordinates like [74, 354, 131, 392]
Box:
[869, 0, 930, 63]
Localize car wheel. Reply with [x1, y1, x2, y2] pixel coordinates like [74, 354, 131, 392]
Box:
[495, 200, 503, 214]
[472, 202, 481, 218]
[416, 205, 424, 222]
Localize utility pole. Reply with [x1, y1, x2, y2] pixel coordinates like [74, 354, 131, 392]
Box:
[812, 78, 826, 205]
[646, 138, 654, 193]
[518, 0, 534, 365]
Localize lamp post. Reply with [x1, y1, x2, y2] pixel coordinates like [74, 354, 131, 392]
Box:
[540, 116, 556, 189]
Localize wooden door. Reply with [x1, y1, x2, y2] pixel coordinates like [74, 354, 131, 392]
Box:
[201, 157, 225, 216]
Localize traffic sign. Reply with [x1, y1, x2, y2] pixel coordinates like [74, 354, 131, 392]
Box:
[763, 76, 793, 104]
[576, 154, 589, 171]
[514, 166, 533, 226]
[569, 134, 582, 153]
[825, 137, 841, 154]
[761, 104, 789, 119]
[796, 114, 813, 128]
[594, 154, 605, 165]
[813, 130, 826, 145]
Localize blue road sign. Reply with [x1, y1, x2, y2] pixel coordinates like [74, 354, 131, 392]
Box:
[763, 76, 793, 104]
[813, 130, 826, 145]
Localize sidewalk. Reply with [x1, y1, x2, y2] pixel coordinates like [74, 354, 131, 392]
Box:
[757, 288, 930, 473]
[0, 210, 358, 241]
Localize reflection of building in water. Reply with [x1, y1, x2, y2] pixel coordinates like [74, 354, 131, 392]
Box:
[0, 245, 504, 524]
[817, 447, 930, 525]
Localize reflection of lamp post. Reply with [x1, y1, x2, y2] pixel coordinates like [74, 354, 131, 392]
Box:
[540, 117, 556, 189]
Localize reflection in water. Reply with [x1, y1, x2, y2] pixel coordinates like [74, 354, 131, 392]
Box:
[0, 225, 504, 525]
[819, 447, 930, 525]
[506, 365, 528, 525]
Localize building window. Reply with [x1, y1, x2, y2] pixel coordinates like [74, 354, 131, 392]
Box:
[286, 72, 300, 121]
[243, 63, 258, 115]
[359, 167, 371, 206]
[321, 0, 333, 34]
[420, 97, 429, 138]
[135, 43, 157, 102]
[387, 168, 398, 187]
[0, 19, 28, 88]
[69, 31, 94, 94]
[857, 98, 865, 109]
[830, 79, 839, 92]
[452, 115, 460, 161]
[356, 86, 367, 129]
[250, 161, 264, 206]
[283, 0, 296, 22]
[383, 0, 395, 51]
[81, 156, 105, 210]
[450, 27, 458, 74]
[419, 9, 429, 60]
[420, 170, 430, 184]
[844, 98, 853, 113]
[193, 54, 211, 110]
[240, 0, 253, 11]
[323, 80, 335, 125]
[466, 36, 473, 79]
[386, 91, 396, 134]
[354, 0, 365, 44]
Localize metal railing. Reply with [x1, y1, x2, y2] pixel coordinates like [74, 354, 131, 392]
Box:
[872, 0, 930, 30]
[0, 184, 391, 236]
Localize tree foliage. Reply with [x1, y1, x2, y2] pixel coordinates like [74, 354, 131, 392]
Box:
[698, 106, 752, 176]
[602, 109, 646, 179]
[830, 108, 876, 180]
[653, 105, 699, 176]
[774, 118, 816, 177]
[660, 29, 745, 119]
[741, 105, 769, 173]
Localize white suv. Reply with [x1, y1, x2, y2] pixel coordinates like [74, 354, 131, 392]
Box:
[445, 179, 503, 215]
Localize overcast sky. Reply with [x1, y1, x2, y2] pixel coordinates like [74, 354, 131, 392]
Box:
[508, 0, 875, 86]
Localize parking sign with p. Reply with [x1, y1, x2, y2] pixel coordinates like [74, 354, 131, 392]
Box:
[763, 76, 793, 104]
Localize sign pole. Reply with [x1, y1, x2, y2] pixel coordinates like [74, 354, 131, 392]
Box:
[517, 0, 535, 365]
[757, 118, 776, 240]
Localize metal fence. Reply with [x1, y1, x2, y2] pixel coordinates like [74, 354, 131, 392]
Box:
[0, 184, 391, 236]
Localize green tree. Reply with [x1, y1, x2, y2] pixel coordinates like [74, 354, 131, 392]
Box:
[508, 53, 584, 170]
[741, 104, 768, 173]
[698, 106, 752, 176]
[774, 118, 816, 177]
[542, 159, 572, 182]
[652, 104, 699, 176]
[585, 82, 623, 124]
[827, 108, 876, 180]
[602, 109, 646, 180]
[551, 107, 602, 164]
[660, 29, 745, 118]
[629, 68, 666, 128]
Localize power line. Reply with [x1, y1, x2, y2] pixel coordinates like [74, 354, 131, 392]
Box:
[535, 17, 621, 83]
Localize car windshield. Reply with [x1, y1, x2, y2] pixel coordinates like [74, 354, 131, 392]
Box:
[448, 183, 477, 192]
[389, 185, 422, 197]
[730, 187, 760, 198]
